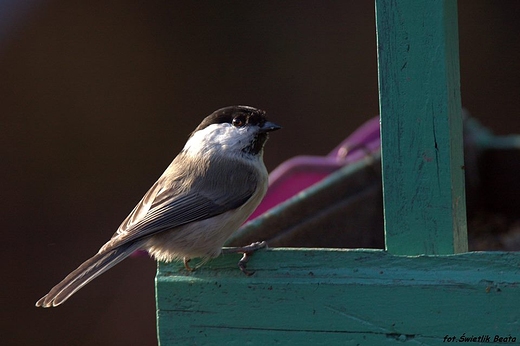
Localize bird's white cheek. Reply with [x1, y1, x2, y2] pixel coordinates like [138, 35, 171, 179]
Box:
[183, 124, 249, 156]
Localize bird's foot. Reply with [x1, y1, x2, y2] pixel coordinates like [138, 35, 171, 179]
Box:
[222, 241, 268, 276]
[183, 257, 193, 272]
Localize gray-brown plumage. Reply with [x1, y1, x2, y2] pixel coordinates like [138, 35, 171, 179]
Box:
[36, 106, 280, 307]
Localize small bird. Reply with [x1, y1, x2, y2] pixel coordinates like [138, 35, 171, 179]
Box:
[36, 105, 281, 308]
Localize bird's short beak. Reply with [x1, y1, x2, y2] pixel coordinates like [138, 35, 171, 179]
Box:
[260, 121, 282, 133]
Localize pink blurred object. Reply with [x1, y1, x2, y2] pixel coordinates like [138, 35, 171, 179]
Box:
[247, 116, 380, 220]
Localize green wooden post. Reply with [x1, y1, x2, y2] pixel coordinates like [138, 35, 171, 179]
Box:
[156, 1, 520, 344]
[376, 0, 467, 255]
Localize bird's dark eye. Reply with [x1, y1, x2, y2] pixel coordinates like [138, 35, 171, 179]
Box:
[232, 116, 246, 127]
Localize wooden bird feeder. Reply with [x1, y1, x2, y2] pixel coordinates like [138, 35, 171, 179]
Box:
[156, 1, 520, 344]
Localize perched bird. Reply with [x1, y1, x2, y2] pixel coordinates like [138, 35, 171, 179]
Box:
[36, 105, 281, 308]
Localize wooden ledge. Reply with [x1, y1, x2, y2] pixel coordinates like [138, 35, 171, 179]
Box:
[156, 249, 520, 345]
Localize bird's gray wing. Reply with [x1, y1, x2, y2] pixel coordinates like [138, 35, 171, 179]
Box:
[102, 157, 259, 251]
[113, 179, 164, 237]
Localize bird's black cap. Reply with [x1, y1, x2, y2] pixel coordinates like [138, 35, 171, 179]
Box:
[194, 106, 271, 133]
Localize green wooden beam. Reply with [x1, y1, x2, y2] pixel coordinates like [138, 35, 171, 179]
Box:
[376, 0, 468, 255]
[156, 250, 520, 345]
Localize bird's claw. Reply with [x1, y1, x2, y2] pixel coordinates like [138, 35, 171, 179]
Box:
[222, 241, 268, 276]
[183, 257, 193, 271]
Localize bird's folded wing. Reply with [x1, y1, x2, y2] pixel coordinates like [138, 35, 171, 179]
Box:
[102, 161, 258, 251]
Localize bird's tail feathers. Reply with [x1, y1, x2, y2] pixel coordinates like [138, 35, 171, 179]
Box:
[35, 242, 142, 308]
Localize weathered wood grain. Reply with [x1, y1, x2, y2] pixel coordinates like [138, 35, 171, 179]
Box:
[376, 0, 467, 255]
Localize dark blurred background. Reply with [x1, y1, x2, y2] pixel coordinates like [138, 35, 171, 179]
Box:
[1, 1, 519, 345]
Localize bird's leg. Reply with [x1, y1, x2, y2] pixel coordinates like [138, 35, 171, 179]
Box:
[221, 241, 268, 276]
[183, 257, 193, 272]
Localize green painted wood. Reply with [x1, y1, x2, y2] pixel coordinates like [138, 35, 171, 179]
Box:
[375, 0, 467, 255]
[156, 249, 520, 345]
